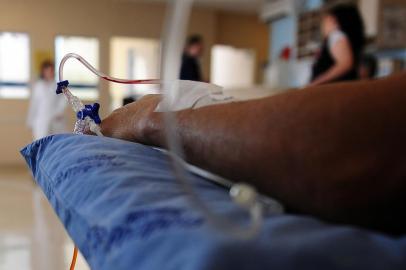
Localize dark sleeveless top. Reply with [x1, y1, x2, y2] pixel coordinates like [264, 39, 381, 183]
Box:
[311, 39, 359, 83]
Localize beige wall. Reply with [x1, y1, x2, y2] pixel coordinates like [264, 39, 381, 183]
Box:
[0, 0, 269, 166]
[215, 11, 269, 83]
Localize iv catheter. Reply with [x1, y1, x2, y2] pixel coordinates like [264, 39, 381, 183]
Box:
[56, 53, 161, 137]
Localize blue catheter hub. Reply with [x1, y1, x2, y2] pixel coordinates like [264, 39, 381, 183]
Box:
[56, 80, 70, 94]
[76, 103, 101, 124]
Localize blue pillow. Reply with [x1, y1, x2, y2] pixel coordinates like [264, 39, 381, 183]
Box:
[21, 134, 406, 270]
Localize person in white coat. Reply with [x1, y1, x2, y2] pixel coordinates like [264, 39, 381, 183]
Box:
[27, 60, 67, 140]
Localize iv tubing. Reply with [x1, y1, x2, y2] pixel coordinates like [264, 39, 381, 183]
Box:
[58, 53, 161, 85]
[69, 246, 78, 270]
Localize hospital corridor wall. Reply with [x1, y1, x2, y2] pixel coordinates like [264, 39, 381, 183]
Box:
[0, 0, 268, 167]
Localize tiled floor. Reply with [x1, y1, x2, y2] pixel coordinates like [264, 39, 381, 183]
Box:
[0, 168, 90, 270]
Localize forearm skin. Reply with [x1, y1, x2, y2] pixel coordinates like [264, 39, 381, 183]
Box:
[146, 73, 406, 234]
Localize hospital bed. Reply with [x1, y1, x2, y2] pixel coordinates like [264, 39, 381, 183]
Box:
[21, 134, 406, 270]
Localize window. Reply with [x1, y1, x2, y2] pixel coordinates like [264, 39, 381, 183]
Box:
[110, 37, 160, 110]
[55, 36, 99, 99]
[0, 32, 30, 98]
[210, 45, 255, 89]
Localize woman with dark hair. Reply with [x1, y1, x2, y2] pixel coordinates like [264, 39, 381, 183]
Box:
[310, 4, 365, 86]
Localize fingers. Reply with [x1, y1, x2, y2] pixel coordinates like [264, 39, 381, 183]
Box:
[83, 94, 162, 141]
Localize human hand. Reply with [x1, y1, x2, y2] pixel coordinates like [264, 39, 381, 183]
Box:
[96, 94, 162, 144]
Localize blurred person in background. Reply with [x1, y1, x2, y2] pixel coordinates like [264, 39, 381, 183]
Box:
[180, 34, 204, 81]
[359, 54, 378, 80]
[27, 60, 67, 140]
[310, 4, 365, 86]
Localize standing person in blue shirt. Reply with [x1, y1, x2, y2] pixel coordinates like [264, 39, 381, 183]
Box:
[180, 35, 204, 81]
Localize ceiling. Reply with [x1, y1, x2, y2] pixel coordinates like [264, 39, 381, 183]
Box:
[128, 0, 265, 13]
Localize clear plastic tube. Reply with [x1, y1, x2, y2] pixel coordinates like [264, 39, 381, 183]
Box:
[59, 87, 101, 135]
[60, 87, 87, 134]
[58, 53, 161, 85]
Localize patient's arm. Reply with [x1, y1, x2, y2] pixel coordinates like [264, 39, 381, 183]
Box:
[101, 73, 406, 234]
